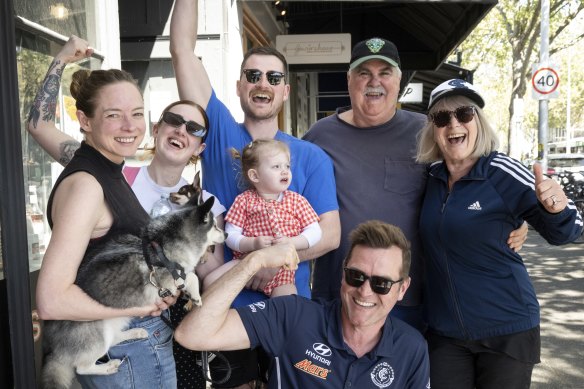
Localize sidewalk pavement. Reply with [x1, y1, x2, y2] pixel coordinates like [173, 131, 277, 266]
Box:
[524, 230, 584, 388]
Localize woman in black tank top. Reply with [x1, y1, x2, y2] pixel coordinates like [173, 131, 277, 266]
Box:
[31, 36, 178, 388]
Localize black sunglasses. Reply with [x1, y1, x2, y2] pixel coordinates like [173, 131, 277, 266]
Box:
[241, 69, 286, 86]
[429, 106, 476, 128]
[343, 267, 402, 295]
[161, 111, 207, 138]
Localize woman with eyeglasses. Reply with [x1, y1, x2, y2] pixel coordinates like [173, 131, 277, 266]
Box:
[416, 79, 583, 389]
[28, 36, 226, 389]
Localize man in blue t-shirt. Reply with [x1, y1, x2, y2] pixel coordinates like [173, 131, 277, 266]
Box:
[170, 0, 340, 386]
[175, 220, 430, 389]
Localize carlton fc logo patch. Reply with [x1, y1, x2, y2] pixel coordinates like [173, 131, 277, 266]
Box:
[366, 38, 385, 53]
[371, 362, 395, 388]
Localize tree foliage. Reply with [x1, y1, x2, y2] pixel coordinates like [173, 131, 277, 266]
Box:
[459, 0, 584, 157]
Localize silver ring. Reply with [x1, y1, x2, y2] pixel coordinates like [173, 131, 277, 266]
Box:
[551, 195, 558, 205]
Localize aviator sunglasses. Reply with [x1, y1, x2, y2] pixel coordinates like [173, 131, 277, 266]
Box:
[343, 267, 403, 295]
[161, 111, 208, 138]
[429, 106, 476, 128]
[241, 69, 286, 86]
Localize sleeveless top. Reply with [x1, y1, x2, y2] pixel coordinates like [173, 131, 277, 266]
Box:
[47, 141, 149, 242]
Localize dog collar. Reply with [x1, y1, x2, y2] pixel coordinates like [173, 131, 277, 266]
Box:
[142, 239, 187, 296]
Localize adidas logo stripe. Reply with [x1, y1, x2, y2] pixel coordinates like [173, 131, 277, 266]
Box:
[468, 201, 482, 210]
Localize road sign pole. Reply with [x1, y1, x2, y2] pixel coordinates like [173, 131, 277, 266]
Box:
[538, 0, 550, 170]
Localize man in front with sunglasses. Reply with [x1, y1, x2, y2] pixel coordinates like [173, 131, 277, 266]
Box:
[170, 0, 340, 387]
[176, 220, 430, 388]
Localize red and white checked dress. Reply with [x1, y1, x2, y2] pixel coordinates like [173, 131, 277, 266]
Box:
[225, 189, 320, 295]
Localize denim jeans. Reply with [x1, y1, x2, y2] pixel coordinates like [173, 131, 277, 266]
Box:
[76, 314, 177, 389]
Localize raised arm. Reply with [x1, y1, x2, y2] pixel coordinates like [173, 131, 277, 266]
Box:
[26, 35, 93, 165]
[170, 0, 213, 108]
[175, 243, 299, 351]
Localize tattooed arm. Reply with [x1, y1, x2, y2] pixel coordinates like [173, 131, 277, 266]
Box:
[27, 35, 93, 166]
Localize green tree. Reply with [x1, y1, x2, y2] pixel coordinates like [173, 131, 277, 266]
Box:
[459, 0, 584, 157]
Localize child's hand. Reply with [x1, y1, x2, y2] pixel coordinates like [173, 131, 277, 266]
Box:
[272, 236, 291, 245]
[254, 236, 273, 250]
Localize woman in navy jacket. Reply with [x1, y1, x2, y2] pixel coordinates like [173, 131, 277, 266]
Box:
[416, 79, 583, 389]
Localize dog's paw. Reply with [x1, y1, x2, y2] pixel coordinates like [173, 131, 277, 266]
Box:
[122, 327, 148, 340]
[192, 296, 202, 307]
[104, 359, 122, 374]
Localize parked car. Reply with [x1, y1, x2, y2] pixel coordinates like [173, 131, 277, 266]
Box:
[547, 154, 584, 175]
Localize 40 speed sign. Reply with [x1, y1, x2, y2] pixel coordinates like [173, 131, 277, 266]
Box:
[531, 63, 559, 100]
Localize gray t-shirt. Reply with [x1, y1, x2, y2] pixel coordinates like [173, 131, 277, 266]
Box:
[303, 107, 427, 306]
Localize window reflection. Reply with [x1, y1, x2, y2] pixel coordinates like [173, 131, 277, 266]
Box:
[16, 31, 96, 273]
[14, 0, 88, 39]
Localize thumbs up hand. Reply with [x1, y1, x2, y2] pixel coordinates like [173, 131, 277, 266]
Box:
[533, 162, 567, 213]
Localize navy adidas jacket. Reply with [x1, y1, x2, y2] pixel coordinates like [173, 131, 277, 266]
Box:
[420, 152, 583, 340]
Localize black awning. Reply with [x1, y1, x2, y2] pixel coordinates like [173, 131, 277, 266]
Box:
[273, 1, 496, 73]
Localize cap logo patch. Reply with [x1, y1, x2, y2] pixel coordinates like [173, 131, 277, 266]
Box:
[366, 38, 385, 53]
[448, 79, 470, 89]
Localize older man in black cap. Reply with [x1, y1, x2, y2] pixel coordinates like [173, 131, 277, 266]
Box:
[303, 37, 428, 331]
[303, 37, 527, 332]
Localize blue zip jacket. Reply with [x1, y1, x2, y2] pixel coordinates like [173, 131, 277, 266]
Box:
[420, 152, 583, 340]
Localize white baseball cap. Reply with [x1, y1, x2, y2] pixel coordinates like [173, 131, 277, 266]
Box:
[428, 79, 485, 110]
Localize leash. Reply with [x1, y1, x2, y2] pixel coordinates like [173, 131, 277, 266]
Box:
[142, 238, 185, 330]
[141, 238, 232, 385]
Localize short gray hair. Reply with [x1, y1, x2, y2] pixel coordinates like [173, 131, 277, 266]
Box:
[416, 95, 499, 163]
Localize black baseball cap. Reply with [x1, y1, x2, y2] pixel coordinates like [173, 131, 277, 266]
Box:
[349, 37, 401, 70]
[428, 79, 485, 110]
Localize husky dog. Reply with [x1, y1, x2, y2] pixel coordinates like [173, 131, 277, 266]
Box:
[170, 171, 202, 206]
[41, 196, 226, 389]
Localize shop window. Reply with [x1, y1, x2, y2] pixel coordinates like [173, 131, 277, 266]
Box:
[16, 30, 99, 273]
[14, 0, 91, 39]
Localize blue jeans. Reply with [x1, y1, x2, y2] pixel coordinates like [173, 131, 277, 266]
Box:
[76, 314, 177, 389]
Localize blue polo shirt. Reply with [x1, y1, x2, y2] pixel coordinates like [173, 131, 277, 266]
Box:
[203, 90, 339, 306]
[236, 296, 430, 388]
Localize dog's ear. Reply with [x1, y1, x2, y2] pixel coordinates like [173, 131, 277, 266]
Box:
[193, 171, 201, 189]
[197, 196, 215, 221]
[193, 171, 203, 205]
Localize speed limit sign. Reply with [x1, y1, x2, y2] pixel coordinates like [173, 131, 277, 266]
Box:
[532, 63, 559, 100]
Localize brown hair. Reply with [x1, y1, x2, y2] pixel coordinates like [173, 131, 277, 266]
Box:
[240, 46, 288, 76]
[143, 100, 209, 165]
[344, 220, 411, 279]
[231, 139, 290, 187]
[70, 69, 140, 118]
